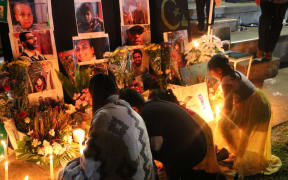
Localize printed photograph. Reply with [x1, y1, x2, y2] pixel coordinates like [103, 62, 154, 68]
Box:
[75, 0, 104, 34]
[27, 59, 64, 104]
[120, 0, 149, 25]
[121, 25, 150, 46]
[130, 48, 149, 77]
[8, 0, 50, 32]
[72, 34, 110, 65]
[9, 29, 57, 60]
[163, 30, 188, 82]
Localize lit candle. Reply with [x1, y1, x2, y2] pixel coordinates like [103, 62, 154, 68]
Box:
[193, 40, 199, 48]
[5, 161, 8, 180]
[1, 140, 8, 160]
[50, 155, 54, 180]
[24, 176, 29, 180]
[73, 129, 85, 155]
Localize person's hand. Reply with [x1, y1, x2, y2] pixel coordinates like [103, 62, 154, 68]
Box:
[255, 0, 260, 6]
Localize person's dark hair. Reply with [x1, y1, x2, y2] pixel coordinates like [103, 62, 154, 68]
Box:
[75, 39, 94, 48]
[132, 49, 142, 58]
[84, 131, 137, 180]
[33, 75, 47, 92]
[77, 3, 94, 22]
[19, 32, 30, 42]
[149, 89, 179, 105]
[208, 54, 241, 80]
[141, 72, 160, 90]
[119, 89, 145, 110]
[89, 73, 119, 113]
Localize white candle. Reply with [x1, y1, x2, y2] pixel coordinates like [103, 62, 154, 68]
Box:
[1, 141, 8, 160]
[24, 176, 29, 180]
[5, 161, 8, 180]
[73, 129, 85, 155]
[50, 155, 54, 180]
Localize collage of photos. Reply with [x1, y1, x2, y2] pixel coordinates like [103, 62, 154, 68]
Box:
[74, 0, 104, 35]
[7, 0, 63, 103]
[119, 0, 151, 46]
[163, 30, 189, 83]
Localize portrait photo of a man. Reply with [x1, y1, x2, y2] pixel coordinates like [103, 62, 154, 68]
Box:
[9, 0, 50, 32]
[131, 48, 148, 76]
[10, 30, 55, 60]
[122, 25, 150, 46]
[73, 35, 110, 65]
[75, 1, 104, 34]
[121, 0, 149, 25]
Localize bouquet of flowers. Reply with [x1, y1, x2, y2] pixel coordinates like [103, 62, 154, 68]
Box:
[144, 43, 171, 89]
[15, 103, 78, 167]
[104, 47, 134, 88]
[185, 35, 224, 65]
[144, 43, 161, 75]
[58, 50, 76, 81]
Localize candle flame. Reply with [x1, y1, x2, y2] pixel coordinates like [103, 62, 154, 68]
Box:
[73, 129, 85, 143]
[193, 40, 199, 48]
[24, 176, 29, 180]
[1, 140, 7, 148]
[50, 154, 53, 161]
[4, 161, 8, 168]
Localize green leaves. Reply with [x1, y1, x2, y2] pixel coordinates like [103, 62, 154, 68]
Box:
[56, 66, 91, 100]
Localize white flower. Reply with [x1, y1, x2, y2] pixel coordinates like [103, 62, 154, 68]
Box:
[32, 139, 39, 147]
[24, 117, 30, 124]
[65, 104, 76, 114]
[43, 140, 50, 147]
[44, 145, 53, 156]
[63, 135, 73, 144]
[37, 147, 45, 155]
[49, 129, 55, 137]
[52, 142, 65, 155]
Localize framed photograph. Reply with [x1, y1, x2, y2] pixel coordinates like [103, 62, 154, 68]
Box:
[121, 25, 150, 46]
[8, 0, 52, 32]
[9, 29, 57, 60]
[119, 0, 150, 25]
[27, 59, 64, 104]
[74, 0, 104, 35]
[72, 34, 110, 65]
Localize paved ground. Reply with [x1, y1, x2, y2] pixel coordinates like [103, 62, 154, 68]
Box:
[262, 67, 288, 126]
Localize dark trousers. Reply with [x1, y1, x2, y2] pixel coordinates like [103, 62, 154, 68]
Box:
[258, 2, 288, 52]
[196, 0, 215, 25]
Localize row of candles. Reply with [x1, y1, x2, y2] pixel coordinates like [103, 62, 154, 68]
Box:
[1, 129, 85, 180]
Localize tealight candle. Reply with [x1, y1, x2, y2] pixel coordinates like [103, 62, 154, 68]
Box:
[73, 129, 85, 155]
[5, 161, 8, 180]
[50, 155, 54, 180]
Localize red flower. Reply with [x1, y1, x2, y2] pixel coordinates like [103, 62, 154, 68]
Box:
[17, 111, 28, 119]
[3, 86, 10, 92]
